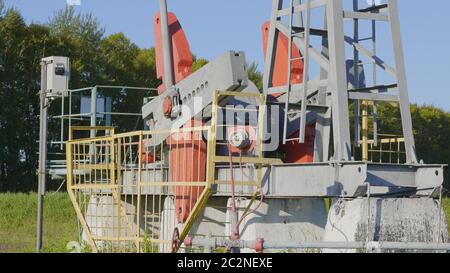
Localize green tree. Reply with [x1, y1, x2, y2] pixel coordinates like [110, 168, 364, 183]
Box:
[0, 9, 45, 191]
[247, 62, 263, 91]
[411, 105, 450, 189]
[192, 59, 208, 72]
[0, 0, 5, 18]
[49, 6, 105, 87]
[98, 33, 157, 132]
[134, 47, 158, 88]
[368, 103, 450, 189]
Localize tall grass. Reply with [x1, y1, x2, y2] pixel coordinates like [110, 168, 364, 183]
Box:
[443, 198, 450, 236]
[0, 192, 78, 253]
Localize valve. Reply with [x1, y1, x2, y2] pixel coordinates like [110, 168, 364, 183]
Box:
[227, 126, 256, 153]
[229, 128, 251, 150]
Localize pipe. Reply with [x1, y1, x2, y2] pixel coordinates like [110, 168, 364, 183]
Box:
[263, 241, 450, 251]
[227, 145, 240, 253]
[185, 237, 450, 252]
[159, 0, 174, 89]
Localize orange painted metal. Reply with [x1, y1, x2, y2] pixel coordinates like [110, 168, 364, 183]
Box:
[154, 12, 206, 223]
[280, 124, 316, 163]
[167, 120, 207, 224]
[262, 22, 315, 163]
[262, 22, 304, 98]
[154, 12, 193, 95]
[162, 95, 173, 118]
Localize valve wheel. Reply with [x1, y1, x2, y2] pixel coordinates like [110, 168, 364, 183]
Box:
[171, 228, 181, 253]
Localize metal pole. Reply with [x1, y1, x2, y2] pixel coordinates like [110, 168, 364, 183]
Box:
[159, 0, 174, 89]
[37, 61, 48, 253]
[90, 87, 97, 164]
[90, 86, 98, 138]
[357, 0, 368, 161]
[353, 0, 361, 151]
[362, 101, 369, 161]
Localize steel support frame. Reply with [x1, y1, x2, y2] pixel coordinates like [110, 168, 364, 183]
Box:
[263, 0, 419, 163]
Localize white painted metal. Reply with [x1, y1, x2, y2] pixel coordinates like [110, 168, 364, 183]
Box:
[41, 56, 70, 97]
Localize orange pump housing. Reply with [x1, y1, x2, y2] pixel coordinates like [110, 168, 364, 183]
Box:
[167, 120, 206, 223]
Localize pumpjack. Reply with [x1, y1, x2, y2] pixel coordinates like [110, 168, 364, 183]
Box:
[64, 0, 448, 253]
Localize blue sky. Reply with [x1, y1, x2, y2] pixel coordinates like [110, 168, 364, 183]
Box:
[4, 0, 450, 110]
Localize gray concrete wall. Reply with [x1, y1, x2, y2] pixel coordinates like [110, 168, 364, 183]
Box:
[323, 198, 449, 253]
[226, 198, 328, 253]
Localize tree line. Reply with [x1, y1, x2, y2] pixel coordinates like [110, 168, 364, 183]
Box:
[0, 2, 448, 191]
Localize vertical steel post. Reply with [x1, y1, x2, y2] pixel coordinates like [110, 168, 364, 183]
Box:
[353, 0, 361, 151]
[60, 95, 65, 150]
[362, 101, 369, 161]
[159, 0, 174, 89]
[89, 87, 97, 164]
[371, 16, 378, 146]
[313, 12, 331, 163]
[388, 0, 418, 163]
[90, 86, 97, 138]
[263, 0, 283, 94]
[36, 61, 48, 253]
[299, 0, 311, 143]
[326, 0, 352, 161]
[282, 0, 294, 144]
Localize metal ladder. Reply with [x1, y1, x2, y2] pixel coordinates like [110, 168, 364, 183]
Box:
[282, 0, 312, 144]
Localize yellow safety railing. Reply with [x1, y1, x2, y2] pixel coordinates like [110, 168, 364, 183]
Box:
[368, 135, 406, 164]
[353, 134, 406, 164]
[66, 91, 268, 253]
[67, 127, 213, 253]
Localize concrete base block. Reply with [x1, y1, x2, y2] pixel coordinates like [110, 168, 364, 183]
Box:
[226, 198, 327, 253]
[160, 196, 228, 253]
[323, 198, 449, 253]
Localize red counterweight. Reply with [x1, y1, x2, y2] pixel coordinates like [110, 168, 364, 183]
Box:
[262, 22, 304, 97]
[154, 11, 207, 224]
[154, 12, 193, 94]
[262, 22, 315, 164]
[280, 125, 316, 163]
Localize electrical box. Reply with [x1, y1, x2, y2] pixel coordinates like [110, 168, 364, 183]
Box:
[42, 56, 70, 97]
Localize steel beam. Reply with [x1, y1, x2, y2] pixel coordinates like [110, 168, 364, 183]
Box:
[141, 51, 251, 146]
[326, 0, 352, 161]
[159, 0, 174, 89]
[388, 0, 418, 163]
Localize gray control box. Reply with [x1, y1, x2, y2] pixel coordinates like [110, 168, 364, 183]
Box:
[42, 56, 70, 96]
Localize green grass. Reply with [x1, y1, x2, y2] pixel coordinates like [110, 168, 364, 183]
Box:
[443, 198, 450, 236]
[0, 192, 78, 253]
